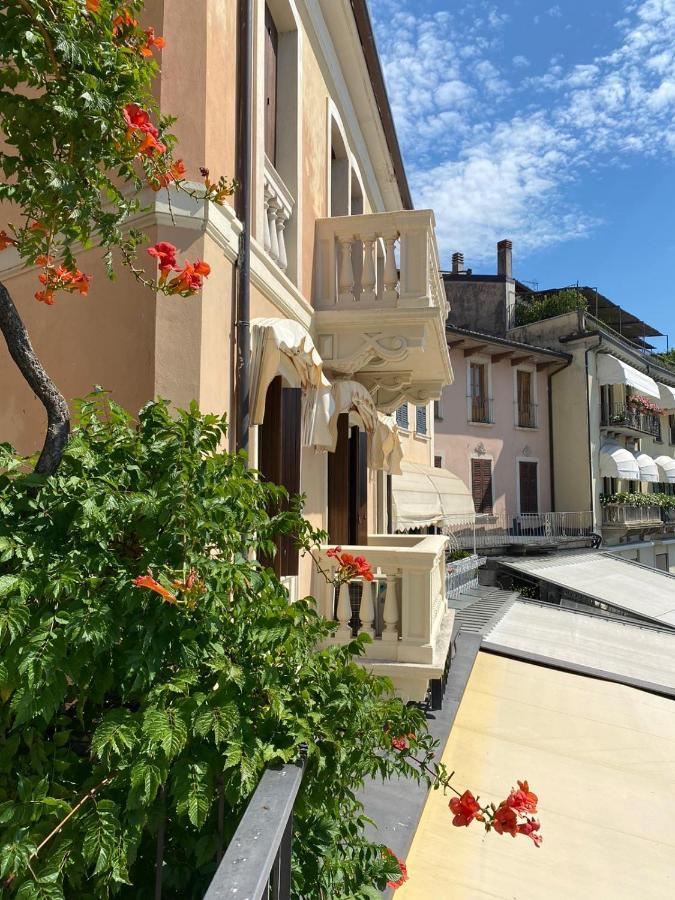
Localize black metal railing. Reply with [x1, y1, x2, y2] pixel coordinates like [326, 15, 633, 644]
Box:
[516, 401, 537, 428]
[601, 402, 661, 438]
[203, 761, 305, 900]
[468, 395, 494, 424]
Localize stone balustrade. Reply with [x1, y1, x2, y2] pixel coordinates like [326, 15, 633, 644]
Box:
[263, 157, 294, 272]
[313, 534, 453, 702]
[313, 209, 446, 313]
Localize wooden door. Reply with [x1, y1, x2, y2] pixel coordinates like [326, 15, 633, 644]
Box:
[264, 5, 278, 164]
[349, 427, 368, 545]
[517, 370, 532, 426]
[258, 376, 301, 576]
[519, 461, 538, 514]
[471, 459, 493, 514]
[327, 413, 350, 545]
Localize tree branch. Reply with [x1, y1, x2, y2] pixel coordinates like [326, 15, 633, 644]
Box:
[0, 279, 70, 474]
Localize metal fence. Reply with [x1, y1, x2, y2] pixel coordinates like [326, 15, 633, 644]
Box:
[445, 511, 595, 551]
[446, 555, 487, 598]
[203, 761, 304, 900]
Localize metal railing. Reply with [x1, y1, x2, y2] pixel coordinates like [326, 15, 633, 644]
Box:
[204, 761, 305, 900]
[467, 395, 494, 424]
[445, 511, 595, 550]
[516, 401, 537, 428]
[446, 555, 486, 598]
[601, 504, 662, 527]
[601, 402, 661, 438]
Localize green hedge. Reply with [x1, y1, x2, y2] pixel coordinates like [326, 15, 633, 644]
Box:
[514, 289, 588, 327]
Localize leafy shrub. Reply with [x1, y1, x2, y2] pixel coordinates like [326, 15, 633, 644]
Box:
[447, 549, 471, 562]
[0, 397, 431, 898]
[514, 289, 588, 327]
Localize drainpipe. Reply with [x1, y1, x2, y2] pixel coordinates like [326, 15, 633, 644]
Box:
[547, 356, 572, 510]
[235, 0, 253, 454]
[585, 335, 603, 529]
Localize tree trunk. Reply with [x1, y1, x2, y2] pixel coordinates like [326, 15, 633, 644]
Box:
[0, 279, 69, 474]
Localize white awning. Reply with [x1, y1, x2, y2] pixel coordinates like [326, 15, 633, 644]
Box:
[370, 413, 403, 475]
[655, 456, 675, 484]
[658, 382, 675, 410]
[599, 441, 640, 480]
[250, 318, 326, 425]
[635, 452, 659, 482]
[596, 353, 660, 399]
[312, 379, 378, 451]
[391, 461, 475, 530]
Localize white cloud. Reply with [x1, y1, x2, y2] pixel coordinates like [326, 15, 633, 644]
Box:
[371, 0, 675, 262]
[548, 5, 563, 17]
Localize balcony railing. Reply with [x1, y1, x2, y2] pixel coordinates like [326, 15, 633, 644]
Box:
[313, 209, 446, 312]
[468, 395, 494, 424]
[602, 504, 663, 527]
[446, 554, 487, 598]
[601, 402, 661, 438]
[204, 761, 304, 900]
[445, 511, 595, 550]
[516, 401, 537, 428]
[263, 157, 294, 272]
[314, 534, 450, 700]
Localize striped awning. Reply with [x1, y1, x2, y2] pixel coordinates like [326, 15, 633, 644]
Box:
[599, 441, 640, 480]
[635, 452, 659, 483]
[597, 354, 660, 400]
[655, 456, 675, 484]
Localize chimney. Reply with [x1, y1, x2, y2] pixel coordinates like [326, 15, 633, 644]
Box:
[451, 251, 465, 274]
[497, 239, 512, 278]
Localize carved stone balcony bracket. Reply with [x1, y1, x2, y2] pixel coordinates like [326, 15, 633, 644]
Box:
[356, 373, 447, 413]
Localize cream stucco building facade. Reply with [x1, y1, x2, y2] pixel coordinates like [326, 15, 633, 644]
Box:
[0, 0, 454, 702]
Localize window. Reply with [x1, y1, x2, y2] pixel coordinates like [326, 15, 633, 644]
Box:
[656, 553, 669, 572]
[416, 405, 427, 436]
[516, 369, 536, 428]
[395, 404, 409, 429]
[518, 461, 539, 514]
[258, 377, 301, 576]
[434, 398, 444, 420]
[434, 455, 443, 469]
[468, 362, 492, 423]
[471, 458, 493, 514]
[264, 5, 278, 165]
[328, 416, 369, 546]
[670, 414, 675, 445]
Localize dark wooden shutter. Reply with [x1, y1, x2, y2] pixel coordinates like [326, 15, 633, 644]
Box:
[519, 461, 538, 514]
[264, 5, 278, 165]
[471, 459, 493, 514]
[416, 405, 427, 435]
[327, 414, 350, 545]
[258, 376, 301, 576]
[349, 427, 368, 545]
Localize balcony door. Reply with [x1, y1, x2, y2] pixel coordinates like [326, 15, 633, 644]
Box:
[264, 5, 278, 165]
[328, 414, 368, 546]
[258, 376, 301, 577]
[516, 369, 534, 427]
[518, 461, 539, 515]
[469, 362, 488, 423]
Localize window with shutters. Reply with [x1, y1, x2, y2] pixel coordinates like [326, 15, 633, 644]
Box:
[415, 405, 427, 436]
[264, 5, 278, 165]
[468, 362, 492, 423]
[516, 369, 536, 428]
[471, 458, 493, 514]
[395, 404, 409, 429]
[518, 461, 539, 514]
[258, 377, 301, 577]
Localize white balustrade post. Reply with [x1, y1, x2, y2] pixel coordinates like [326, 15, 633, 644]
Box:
[383, 235, 399, 302]
[361, 235, 377, 303]
[381, 574, 399, 643]
[338, 238, 355, 303]
[358, 580, 376, 639]
[276, 212, 288, 271]
[267, 202, 280, 263]
[336, 582, 353, 641]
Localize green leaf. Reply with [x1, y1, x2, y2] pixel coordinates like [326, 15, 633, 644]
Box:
[91, 710, 138, 763]
[0, 573, 20, 597]
[172, 760, 212, 828]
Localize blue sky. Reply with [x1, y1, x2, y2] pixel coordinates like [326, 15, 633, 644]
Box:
[369, 0, 675, 347]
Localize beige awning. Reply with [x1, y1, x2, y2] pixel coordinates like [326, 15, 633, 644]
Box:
[250, 318, 326, 425]
[635, 452, 659, 482]
[597, 353, 660, 399]
[311, 379, 379, 451]
[370, 412, 403, 476]
[391, 461, 475, 530]
[658, 382, 675, 410]
[599, 441, 640, 480]
[655, 456, 675, 484]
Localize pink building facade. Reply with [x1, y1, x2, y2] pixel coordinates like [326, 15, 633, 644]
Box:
[435, 327, 570, 521]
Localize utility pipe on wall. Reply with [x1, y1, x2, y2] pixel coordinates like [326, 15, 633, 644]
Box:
[235, 0, 253, 454]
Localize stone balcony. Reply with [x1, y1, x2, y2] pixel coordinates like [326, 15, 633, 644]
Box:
[313, 534, 454, 704]
[312, 210, 453, 411]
